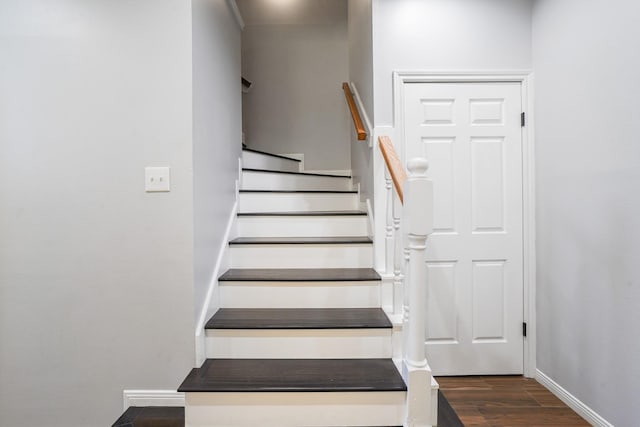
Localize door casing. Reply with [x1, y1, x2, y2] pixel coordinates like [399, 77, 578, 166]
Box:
[391, 70, 536, 378]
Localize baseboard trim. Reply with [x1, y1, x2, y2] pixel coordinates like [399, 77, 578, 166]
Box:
[536, 370, 613, 427]
[195, 200, 238, 366]
[123, 390, 185, 410]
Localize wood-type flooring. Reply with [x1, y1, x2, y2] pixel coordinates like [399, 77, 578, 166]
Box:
[436, 376, 591, 426]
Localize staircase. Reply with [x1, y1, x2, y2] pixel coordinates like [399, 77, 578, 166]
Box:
[179, 148, 407, 426]
[113, 146, 439, 427]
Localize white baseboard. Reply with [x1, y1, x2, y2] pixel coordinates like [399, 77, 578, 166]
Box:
[536, 370, 613, 427]
[195, 200, 238, 366]
[123, 390, 184, 410]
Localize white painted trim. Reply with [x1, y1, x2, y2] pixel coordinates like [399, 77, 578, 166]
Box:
[366, 198, 374, 238]
[226, 0, 244, 30]
[536, 370, 613, 427]
[349, 82, 374, 147]
[195, 200, 238, 366]
[123, 390, 184, 410]
[391, 70, 537, 377]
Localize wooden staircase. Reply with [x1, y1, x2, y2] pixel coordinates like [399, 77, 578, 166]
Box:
[179, 148, 405, 426]
[113, 146, 438, 426]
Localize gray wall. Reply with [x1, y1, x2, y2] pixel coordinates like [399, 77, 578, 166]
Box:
[533, 1, 640, 425]
[238, 0, 351, 171]
[348, 0, 375, 205]
[192, 0, 242, 328]
[372, 0, 533, 126]
[0, 0, 241, 426]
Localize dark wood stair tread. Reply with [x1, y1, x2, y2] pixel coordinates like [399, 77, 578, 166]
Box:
[206, 308, 391, 329]
[178, 359, 406, 393]
[112, 407, 184, 427]
[242, 148, 301, 162]
[229, 236, 372, 245]
[243, 168, 351, 178]
[238, 210, 366, 217]
[240, 189, 357, 193]
[219, 268, 381, 282]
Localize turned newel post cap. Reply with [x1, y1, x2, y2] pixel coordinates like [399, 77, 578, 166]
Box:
[407, 158, 429, 177]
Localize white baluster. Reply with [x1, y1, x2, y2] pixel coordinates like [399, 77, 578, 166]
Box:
[384, 168, 393, 276]
[393, 192, 403, 315]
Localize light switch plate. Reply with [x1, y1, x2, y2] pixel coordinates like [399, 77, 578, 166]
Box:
[145, 167, 170, 192]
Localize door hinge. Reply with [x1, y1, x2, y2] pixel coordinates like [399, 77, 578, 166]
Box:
[521, 112, 526, 127]
[523, 322, 527, 337]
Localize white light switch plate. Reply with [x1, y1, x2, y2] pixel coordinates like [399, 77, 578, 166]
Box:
[145, 167, 170, 192]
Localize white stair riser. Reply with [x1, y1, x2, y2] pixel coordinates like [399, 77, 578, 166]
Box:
[230, 244, 373, 268]
[242, 171, 352, 191]
[219, 281, 381, 308]
[238, 192, 358, 213]
[242, 151, 300, 173]
[205, 329, 392, 359]
[237, 216, 368, 237]
[185, 392, 406, 427]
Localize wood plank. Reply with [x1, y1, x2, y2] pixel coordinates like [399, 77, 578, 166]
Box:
[378, 136, 407, 203]
[239, 189, 358, 193]
[218, 268, 381, 282]
[178, 359, 406, 393]
[237, 210, 366, 217]
[112, 407, 184, 427]
[229, 236, 372, 245]
[206, 308, 392, 329]
[435, 376, 591, 426]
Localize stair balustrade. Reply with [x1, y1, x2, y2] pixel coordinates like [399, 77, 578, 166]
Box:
[379, 136, 436, 427]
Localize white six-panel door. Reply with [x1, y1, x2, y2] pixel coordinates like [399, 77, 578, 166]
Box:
[403, 82, 524, 375]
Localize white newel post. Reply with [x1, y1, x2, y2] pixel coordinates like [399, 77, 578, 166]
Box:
[402, 158, 434, 427]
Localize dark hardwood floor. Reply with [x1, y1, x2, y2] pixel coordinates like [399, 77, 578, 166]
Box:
[436, 376, 590, 426]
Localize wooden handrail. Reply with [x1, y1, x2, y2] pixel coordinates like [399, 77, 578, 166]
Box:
[342, 82, 367, 141]
[378, 136, 407, 203]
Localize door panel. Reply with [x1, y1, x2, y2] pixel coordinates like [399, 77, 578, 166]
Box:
[404, 82, 523, 375]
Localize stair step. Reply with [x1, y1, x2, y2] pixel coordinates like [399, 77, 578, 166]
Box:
[229, 237, 374, 268]
[112, 406, 184, 427]
[238, 210, 366, 216]
[206, 308, 391, 329]
[243, 168, 351, 178]
[237, 212, 369, 237]
[219, 268, 381, 282]
[219, 269, 381, 309]
[204, 308, 393, 358]
[241, 168, 352, 191]
[178, 359, 406, 392]
[242, 148, 301, 163]
[240, 189, 356, 193]
[229, 236, 372, 245]
[242, 148, 301, 173]
[239, 190, 359, 213]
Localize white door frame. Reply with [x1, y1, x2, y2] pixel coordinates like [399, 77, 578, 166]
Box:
[392, 70, 536, 378]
